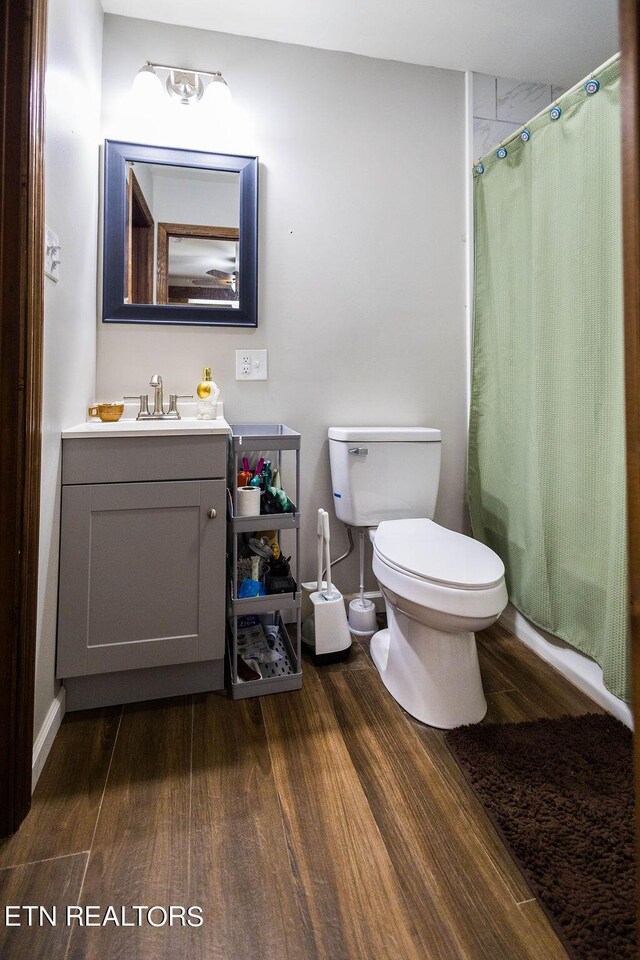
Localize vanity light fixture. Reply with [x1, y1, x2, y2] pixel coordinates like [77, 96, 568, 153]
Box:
[132, 61, 231, 108]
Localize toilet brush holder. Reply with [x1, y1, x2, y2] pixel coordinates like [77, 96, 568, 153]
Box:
[348, 597, 378, 637]
[301, 580, 328, 624]
[302, 508, 352, 664]
[306, 589, 352, 664]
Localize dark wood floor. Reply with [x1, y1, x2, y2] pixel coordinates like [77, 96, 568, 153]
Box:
[0, 621, 604, 960]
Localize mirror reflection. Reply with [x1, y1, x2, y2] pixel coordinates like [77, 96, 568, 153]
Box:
[103, 141, 257, 326]
[124, 162, 240, 307]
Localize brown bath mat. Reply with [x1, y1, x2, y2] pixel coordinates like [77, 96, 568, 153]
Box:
[445, 713, 635, 960]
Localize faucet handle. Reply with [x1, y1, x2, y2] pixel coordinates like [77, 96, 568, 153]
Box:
[167, 394, 194, 420]
[124, 394, 150, 420]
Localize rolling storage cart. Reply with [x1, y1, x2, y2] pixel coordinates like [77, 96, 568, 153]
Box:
[227, 423, 302, 699]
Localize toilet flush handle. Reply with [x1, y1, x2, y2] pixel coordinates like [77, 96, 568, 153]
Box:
[348, 447, 368, 456]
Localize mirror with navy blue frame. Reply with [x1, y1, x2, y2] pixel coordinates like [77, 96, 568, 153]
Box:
[102, 140, 258, 327]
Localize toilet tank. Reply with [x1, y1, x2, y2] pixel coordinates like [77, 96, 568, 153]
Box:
[328, 426, 442, 527]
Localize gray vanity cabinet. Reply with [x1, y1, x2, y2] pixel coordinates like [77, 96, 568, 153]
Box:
[57, 433, 228, 710]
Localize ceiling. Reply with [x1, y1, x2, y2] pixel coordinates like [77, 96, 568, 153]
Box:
[101, 0, 618, 86]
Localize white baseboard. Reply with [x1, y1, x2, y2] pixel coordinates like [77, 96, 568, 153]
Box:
[499, 604, 633, 729]
[32, 687, 66, 790]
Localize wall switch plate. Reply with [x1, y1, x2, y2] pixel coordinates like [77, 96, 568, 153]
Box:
[44, 225, 61, 282]
[235, 349, 268, 380]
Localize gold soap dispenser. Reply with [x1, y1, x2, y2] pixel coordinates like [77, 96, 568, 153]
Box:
[196, 367, 221, 420]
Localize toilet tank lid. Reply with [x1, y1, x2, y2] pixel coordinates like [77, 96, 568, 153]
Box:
[328, 426, 441, 442]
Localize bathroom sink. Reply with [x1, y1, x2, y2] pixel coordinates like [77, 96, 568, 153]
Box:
[62, 417, 231, 439]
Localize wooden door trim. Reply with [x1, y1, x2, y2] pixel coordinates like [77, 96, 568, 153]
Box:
[127, 170, 154, 303]
[0, 0, 47, 834]
[156, 223, 239, 305]
[619, 0, 640, 946]
[130, 170, 153, 226]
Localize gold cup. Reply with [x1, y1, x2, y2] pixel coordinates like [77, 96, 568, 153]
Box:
[88, 402, 124, 423]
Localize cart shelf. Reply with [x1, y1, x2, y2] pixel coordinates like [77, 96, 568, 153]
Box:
[226, 423, 302, 700]
[225, 614, 302, 699]
[226, 489, 300, 533]
[228, 585, 301, 617]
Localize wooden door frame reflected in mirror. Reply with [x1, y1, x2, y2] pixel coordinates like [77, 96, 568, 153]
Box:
[126, 169, 154, 303]
[156, 222, 239, 305]
[103, 140, 258, 327]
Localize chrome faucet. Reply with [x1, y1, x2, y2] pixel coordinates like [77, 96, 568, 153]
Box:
[150, 374, 164, 417]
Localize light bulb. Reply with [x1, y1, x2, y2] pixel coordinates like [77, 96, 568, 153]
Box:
[131, 64, 162, 102]
[203, 75, 232, 110]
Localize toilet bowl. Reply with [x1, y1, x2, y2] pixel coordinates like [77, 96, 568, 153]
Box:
[327, 425, 507, 729]
[370, 518, 507, 728]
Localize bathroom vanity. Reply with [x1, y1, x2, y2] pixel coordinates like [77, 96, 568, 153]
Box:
[57, 417, 230, 710]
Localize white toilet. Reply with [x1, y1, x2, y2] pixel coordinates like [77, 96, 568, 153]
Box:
[328, 426, 508, 729]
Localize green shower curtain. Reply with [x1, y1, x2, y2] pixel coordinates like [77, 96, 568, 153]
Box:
[468, 55, 630, 702]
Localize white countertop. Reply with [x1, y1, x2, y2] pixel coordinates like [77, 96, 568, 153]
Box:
[62, 417, 231, 439]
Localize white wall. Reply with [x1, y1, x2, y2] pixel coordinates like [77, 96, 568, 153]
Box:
[35, 0, 103, 774]
[150, 173, 239, 228]
[98, 16, 468, 587]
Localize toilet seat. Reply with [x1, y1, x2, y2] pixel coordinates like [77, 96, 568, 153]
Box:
[373, 550, 507, 624]
[373, 518, 504, 590]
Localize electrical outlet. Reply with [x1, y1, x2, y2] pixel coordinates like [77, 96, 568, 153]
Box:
[236, 349, 267, 380]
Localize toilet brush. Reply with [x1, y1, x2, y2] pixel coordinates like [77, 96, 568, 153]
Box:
[322, 510, 334, 599]
[301, 509, 326, 645]
[348, 530, 378, 637]
[302, 509, 351, 663]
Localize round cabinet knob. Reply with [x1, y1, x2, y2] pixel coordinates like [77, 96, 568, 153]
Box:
[208, 509, 217, 519]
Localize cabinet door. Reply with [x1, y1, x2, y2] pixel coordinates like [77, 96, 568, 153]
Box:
[57, 480, 225, 678]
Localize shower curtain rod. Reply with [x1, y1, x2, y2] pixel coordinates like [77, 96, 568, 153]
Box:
[473, 51, 621, 165]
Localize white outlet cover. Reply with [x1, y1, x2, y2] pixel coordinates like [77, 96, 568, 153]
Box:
[235, 349, 268, 380]
[44, 225, 60, 282]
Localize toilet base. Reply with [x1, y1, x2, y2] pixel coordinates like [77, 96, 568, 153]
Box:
[370, 606, 487, 729]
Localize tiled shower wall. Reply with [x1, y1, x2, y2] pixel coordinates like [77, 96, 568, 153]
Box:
[472, 74, 567, 160]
